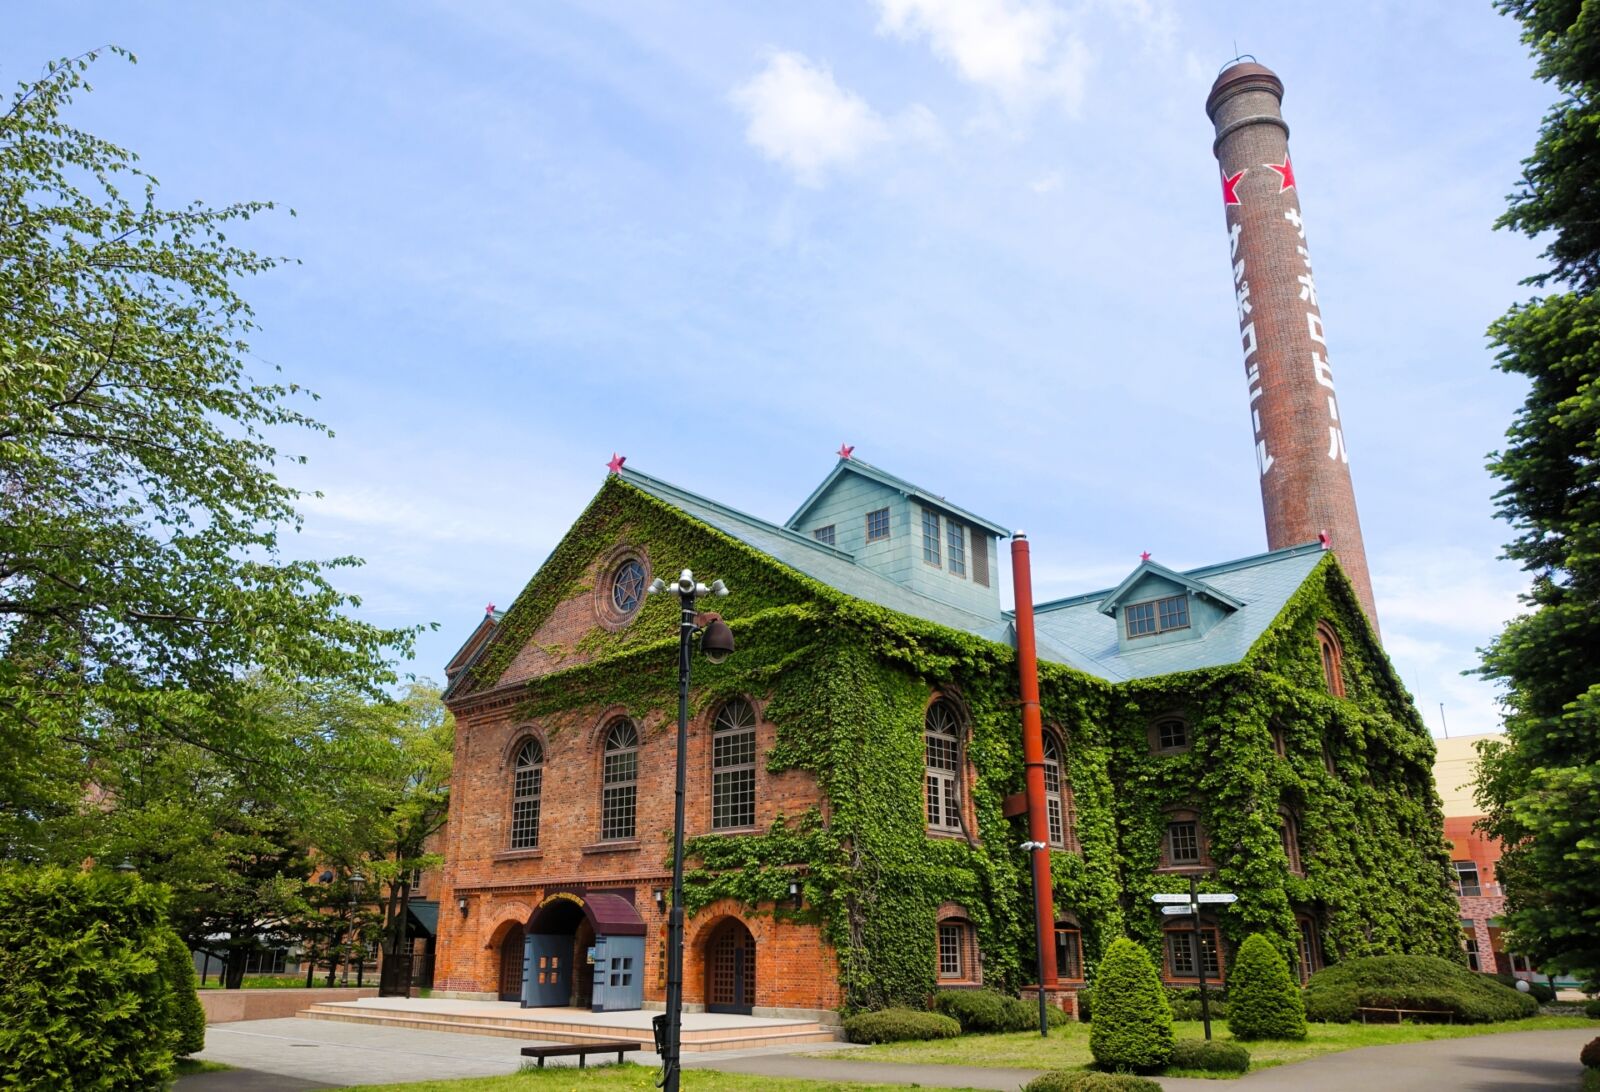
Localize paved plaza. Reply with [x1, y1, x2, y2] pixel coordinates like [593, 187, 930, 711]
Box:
[185, 1018, 1596, 1091]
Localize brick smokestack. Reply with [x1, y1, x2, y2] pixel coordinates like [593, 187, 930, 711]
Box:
[1206, 60, 1379, 637]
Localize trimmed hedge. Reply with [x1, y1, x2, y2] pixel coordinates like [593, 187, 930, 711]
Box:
[158, 931, 206, 1056]
[843, 1008, 961, 1043]
[1023, 1073, 1163, 1092]
[1170, 998, 1228, 1020]
[1586, 998, 1600, 1019]
[1169, 1038, 1251, 1073]
[1089, 938, 1175, 1072]
[933, 989, 1069, 1032]
[0, 866, 181, 1089]
[1302, 955, 1538, 1023]
[1227, 935, 1307, 1040]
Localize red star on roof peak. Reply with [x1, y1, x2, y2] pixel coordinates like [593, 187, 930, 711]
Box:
[606, 453, 626, 475]
[485, 603, 496, 615]
[1267, 153, 1296, 193]
[1221, 168, 1246, 206]
[837, 443, 855, 460]
[1140, 550, 1152, 562]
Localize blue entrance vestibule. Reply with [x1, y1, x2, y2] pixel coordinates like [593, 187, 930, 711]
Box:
[520, 891, 647, 1012]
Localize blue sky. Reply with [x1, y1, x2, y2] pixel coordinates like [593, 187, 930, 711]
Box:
[8, 2, 1552, 738]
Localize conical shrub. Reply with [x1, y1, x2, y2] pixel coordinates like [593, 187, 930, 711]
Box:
[1226, 934, 1306, 1040]
[1089, 937, 1176, 1072]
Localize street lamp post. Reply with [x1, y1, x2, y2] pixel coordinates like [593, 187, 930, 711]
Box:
[343, 871, 365, 987]
[646, 569, 732, 1092]
[1020, 840, 1051, 1037]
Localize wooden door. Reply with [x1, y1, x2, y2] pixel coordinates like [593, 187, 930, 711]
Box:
[705, 920, 755, 1015]
[498, 926, 526, 1002]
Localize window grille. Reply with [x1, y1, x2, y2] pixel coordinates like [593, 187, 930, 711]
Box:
[1055, 928, 1083, 979]
[511, 738, 544, 849]
[1462, 934, 1481, 972]
[922, 508, 942, 565]
[1154, 718, 1188, 751]
[972, 533, 990, 587]
[611, 559, 645, 616]
[1165, 930, 1221, 979]
[712, 699, 758, 830]
[1043, 733, 1065, 848]
[946, 521, 966, 577]
[1281, 813, 1303, 873]
[1296, 918, 1320, 982]
[1126, 594, 1190, 639]
[866, 507, 891, 542]
[1167, 820, 1201, 865]
[601, 719, 639, 840]
[924, 700, 963, 832]
[1317, 622, 1346, 695]
[937, 922, 964, 978]
[813, 524, 836, 546]
[1452, 860, 1481, 897]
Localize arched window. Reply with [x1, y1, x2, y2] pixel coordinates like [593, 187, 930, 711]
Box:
[612, 559, 646, 616]
[1317, 622, 1345, 697]
[711, 699, 758, 831]
[1150, 716, 1190, 754]
[601, 718, 639, 841]
[1043, 731, 1074, 850]
[936, 904, 979, 983]
[924, 699, 963, 833]
[510, 738, 544, 849]
[1280, 810, 1304, 875]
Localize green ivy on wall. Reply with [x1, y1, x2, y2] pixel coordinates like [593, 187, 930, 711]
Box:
[455, 479, 1461, 1012]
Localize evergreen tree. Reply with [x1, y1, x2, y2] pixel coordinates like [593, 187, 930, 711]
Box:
[1226, 934, 1306, 1041]
[1476, 0, 1600, 990]
[157, 931, 206, 1057]
[1089, 938, 1175, 1073]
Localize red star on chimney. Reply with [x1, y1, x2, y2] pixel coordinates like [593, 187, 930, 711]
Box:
[837, 444, 855, 460]
[1222, 168, 1246, 206]
[1140, 551, 1152, 562]
[1267, 153, 1296, 193]
[606, 453, 626, 475]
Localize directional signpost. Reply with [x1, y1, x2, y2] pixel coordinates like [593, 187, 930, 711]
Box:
[1149, 879, 1237, 1039]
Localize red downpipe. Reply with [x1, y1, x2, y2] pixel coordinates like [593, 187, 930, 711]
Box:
[1011, 532, 1058, 989]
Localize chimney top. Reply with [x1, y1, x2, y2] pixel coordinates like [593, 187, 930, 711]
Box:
[1206, 58, 1283, 120]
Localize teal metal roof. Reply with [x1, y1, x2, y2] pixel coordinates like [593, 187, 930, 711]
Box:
[619, 467, 1007, 634]
[786, 457, 1011, 538]
[618, 466, 1325, 684]
[1030, 545, 1327, 681]
[1097, 559, 1246, 616]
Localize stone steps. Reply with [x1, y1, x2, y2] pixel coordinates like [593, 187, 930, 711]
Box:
[298, 1004, 839, 1052]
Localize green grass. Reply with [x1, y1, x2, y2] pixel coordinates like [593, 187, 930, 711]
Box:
[343, 1064, 986, 1091]
[174, 1058, 232, 1076]
[815, 1014, 1596, 1077]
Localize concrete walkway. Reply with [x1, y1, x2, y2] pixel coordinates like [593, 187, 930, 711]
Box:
[184, 1018, 1594, 1091]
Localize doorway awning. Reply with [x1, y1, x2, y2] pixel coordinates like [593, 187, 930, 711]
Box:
[585, 892, 646, 937]
[406, 899, 439, 939]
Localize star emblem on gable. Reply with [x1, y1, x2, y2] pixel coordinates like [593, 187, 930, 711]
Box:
[837, 444, 855, 460]
[1222, 168, 1246, 206]
[607, 453, 626, 474]
[1267, 154, 1296, 192]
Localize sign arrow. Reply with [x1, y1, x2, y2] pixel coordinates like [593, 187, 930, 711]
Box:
[1161, 905, 1197, 916]
[1150, 894, 1193, 904]
[1196, 894, 1239, 904]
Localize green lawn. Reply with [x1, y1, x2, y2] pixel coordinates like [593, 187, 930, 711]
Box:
[343, 1065, 986, 1092]
[816, 1015, 1597, 1077]
[174, 1058, 232, 1076]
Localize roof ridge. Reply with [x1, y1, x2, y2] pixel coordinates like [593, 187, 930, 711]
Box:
[1033, 541, 1325, 614]
[619, 466, 857, 562]
[785, 457, 1011, 537]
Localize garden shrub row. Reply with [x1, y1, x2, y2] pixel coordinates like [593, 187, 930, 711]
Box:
[933, 988, 1067, 1033]
[1024, 1073, 1162, 1092]
[842, 1008, 961, 1043]
[1586, 998, 1600, 1019]
[1303, 955, 1537, 1023]
[1169, 1038, 1251, 1073]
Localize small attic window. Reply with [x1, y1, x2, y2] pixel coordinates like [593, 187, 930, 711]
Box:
[866, 507, 891, 543]
[813, 525, 836, 547]
[1126, 594, 1190, 639]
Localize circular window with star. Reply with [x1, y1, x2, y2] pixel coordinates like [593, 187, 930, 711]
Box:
[595, 548, 651, 630]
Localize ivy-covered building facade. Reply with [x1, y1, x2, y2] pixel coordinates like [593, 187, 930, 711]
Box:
[432, 456, 1462, 1020]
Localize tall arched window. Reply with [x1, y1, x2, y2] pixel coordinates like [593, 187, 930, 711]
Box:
[711, 699, 758, 830]
[601, 718, 639, 841]
[1317, 622, 1345, 697]
[510, 738, 544, 849]
[925, 699, 963, 833]
[1043, 731, 1070, 850]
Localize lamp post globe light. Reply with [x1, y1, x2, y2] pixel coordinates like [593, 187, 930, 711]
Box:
[646, 569, 731, 1092]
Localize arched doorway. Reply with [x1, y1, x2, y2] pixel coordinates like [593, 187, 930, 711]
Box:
[526, 897, 585, 1008]
[572, 918, 596, 1009]
[498, 925, 526, 1002]
[704, 918, 756, 1015]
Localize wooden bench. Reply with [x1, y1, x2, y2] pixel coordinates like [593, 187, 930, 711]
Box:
[520, 1040, 641, 1068]
[1356, 1006, 1454, 1024]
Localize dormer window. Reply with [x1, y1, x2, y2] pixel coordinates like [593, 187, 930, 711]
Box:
[921, 508, 942, 566]
[813, 525, 835, 547]
[1126, 594, 1190, 639]
[946, 522, 966, 577]
[866, 507, 891, 543]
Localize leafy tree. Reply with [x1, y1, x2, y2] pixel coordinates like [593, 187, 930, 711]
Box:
[1476, 0, 1600, 991]
[1088, 937, 1175, 1073]
[1226, 934, 1306, 1040]
[0, 48, 416, 855]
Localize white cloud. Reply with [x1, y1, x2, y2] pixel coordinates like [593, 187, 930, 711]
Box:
[874, 0, 1092, 116]
[730, 52, 889, 186]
